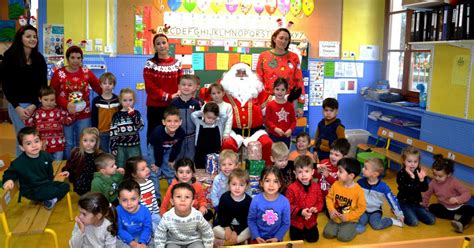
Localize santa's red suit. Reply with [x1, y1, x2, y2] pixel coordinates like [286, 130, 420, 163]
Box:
[220, 63, 273, 165]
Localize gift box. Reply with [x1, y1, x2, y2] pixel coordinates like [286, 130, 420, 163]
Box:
[246, 159, 265, 177]
[206, 153, 219, 176]
[249, 175, 261, 196]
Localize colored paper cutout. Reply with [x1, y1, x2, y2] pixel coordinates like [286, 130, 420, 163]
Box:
[217, 53, 229, 70]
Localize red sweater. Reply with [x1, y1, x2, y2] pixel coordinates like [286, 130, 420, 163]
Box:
[25, 107, 74, 153]
[160, 178, 207, 215]
[286, 181, 323, 229]
[256, 50, 305, 103]
[314, 159, 338, 198]
[143, 56, 182, 107]
[50, 67, 101, 120]
[265, 100, 296, 137]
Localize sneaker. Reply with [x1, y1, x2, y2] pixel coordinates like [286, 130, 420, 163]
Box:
[451, 220, 464, 233]
[391, 218, 403, 227]
[43, 197, 58, 210]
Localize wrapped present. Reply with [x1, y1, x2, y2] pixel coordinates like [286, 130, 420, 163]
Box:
[247, 141, 262, 160]
[246, 159, 265, 177]
[206, 153, 219, 176]
[249, 175, 261, 196]
[195, 169, 214, 207]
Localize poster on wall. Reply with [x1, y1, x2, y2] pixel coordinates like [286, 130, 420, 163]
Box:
[0, 20, 16, 42]
[43, 24, 64, 57]
[308, 60, 324, 106]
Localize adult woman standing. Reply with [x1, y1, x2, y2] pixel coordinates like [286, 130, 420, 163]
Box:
[256, 28, 305, 117]
[2, 25, 47, 156]
[143, 34, 182, 141]
[50, 46, 101, 159]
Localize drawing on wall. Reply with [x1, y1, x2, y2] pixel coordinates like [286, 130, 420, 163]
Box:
[0, 20, 16, 42]
[8, 0, 25, 20]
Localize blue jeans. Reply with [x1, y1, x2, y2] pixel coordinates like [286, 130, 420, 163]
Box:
[8, 103, 30, 157]
[356, 211, 392, 233]
[400, 203, 436, 226]
[147, 145, 175, 200]
[64, 118, 91, 159]
[99, 132, 110, 153]
[51, 151, 64, 161]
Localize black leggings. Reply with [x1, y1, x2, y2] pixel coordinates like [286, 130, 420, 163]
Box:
[290, 225, 319, 243]
[429, 203, 473, 226]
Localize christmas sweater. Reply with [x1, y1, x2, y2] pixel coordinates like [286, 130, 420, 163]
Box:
[50, 66, 101, 120]
[265, 100, 296, 137]
[25, 106, 73, 153]
[286, 180, 324, 229]
[256, 50, 305, 104]
[143, 56, 182, 107]
[109, 110, 144, 156]
[326, 181, 366, 223]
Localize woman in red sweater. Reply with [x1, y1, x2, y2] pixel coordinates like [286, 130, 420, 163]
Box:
[143, 34, 183, 142]
[50, 46, 101, 159]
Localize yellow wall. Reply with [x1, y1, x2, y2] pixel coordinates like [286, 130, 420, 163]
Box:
[430, 45, 470, 119]
[47, 0, 113, 54]
[342, 0, 385, 60]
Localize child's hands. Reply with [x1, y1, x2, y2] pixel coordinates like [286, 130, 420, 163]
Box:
[309, 207, 318, 213]
[171, 91, 180, 99]
[150, 164, 159, 172]
[117, 168, 125, 174]
[2, 180, 14, 191]
[256, 237, 266, 244]
[168, 161, 175, 168]
[284, 129, 292, 137]
[230, 231, 238, 244]
[67, 102, 76, 114]
[329, 210, 341, 220]
[417, 169, 426, 182]
[59, 171, 70, 178]
[448, 197, 459, 204]
[274, 128, 285, 136]
[75, 216, 85, 233]
[266, 238, 279, 243]
[224, 227, 232, 241]
[199, 206, 208, 215]
[406, 168, 415, 179]
[340, 214, 348, 222]
[301, 208, 312, 220]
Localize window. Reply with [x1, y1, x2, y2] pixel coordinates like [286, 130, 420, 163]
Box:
[385, 0, 431, 101]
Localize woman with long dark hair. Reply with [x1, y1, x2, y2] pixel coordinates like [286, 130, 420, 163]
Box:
[2, 25, 47, 156]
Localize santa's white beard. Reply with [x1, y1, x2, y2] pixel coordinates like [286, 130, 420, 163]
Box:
[221, 72, 263, 106]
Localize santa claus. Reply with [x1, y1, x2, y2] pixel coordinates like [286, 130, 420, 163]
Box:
[220, 63, 273, 165]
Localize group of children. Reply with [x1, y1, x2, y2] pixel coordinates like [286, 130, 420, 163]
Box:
[2, 69, 473, 247]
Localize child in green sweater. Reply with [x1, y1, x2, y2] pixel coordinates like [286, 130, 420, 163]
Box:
[2, 127, 69, 210]
[91, 153, 124, 206]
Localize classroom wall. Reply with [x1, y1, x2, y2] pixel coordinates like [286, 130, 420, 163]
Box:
[341, 0, 385, 60]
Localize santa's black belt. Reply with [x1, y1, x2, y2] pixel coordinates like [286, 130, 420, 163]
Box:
[233, 126, 264, 138]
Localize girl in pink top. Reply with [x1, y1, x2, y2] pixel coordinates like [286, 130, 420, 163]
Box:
[422, 154, 472, 233]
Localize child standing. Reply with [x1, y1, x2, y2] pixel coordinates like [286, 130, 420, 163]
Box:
[356, 158, 404, 234]
[123, 157, 161, 230]
[191, 102, 225, 169]
[2, 127, 69, 209]
[265, 78, 296, 148]
[397, 146, 435, 226]
[313, 98, 345, 161]
[210, 149, 240, 208]
[422, 154, 472, 233]
[160, 158, 213, 220]
[154, 183, 214, 248]
[271, 142, 294, 189]
[248, 166, 291, 244]
[25, 86, 73, 160]
[110, 88, 144, 168]
[69, 192, 117, 247]
[208, 83, 233, 142]
[149, 106, 186, 200]
[91, 153, 124, 205]
[92, 72, 120, 153]
[289, 132, 317, 163]
[116, 180, 153, 248]
[323, 158, 366, 242]
[62, 127, 102, 195]
[213, 168, 252, 246]
[315, 138, 350, 199]
[285, 155, 323, 243]
[170, 75, 202, 161]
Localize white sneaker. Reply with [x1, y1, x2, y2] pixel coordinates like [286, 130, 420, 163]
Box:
[391, 217, 403, 227]
[43, 197, 58, 210]
[451, 220, 464, 233]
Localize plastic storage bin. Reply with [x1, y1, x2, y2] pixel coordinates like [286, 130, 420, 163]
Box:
[345, 129, 371, 157]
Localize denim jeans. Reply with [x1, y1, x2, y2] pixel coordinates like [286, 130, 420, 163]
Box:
[7, 103, 30, 156]
[147, 145, 175, 200]
[64, 118, 91, 159]
[99, 132, 110, 153]
[51, 151, 64, 161]
[356, 211, 392, 233]
[400, 203, 436, 226]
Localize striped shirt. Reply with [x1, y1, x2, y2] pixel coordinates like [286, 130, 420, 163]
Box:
[139, 179, 160, 215]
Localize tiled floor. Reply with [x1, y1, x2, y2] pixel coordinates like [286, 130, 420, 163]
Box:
[0, 123, 472, 247]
